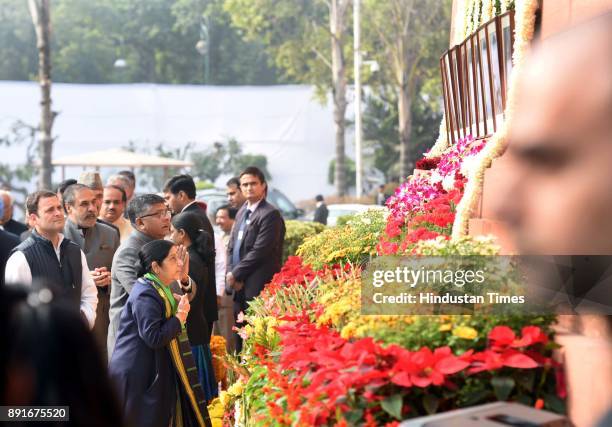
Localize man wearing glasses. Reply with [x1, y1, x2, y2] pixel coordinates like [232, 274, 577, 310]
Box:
[107, 194, 172, 357]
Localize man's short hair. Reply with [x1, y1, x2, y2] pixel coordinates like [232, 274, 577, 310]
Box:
[25, 190, 57, 216]
[117, 170, 136, 187]
[226, 177, 241, 188]
[127, 194, 165, 225]
[56, 179, 77, 196]
[315, 194, 324, 202]
[104, 185, 127, 203]
[163, 174, 196, 200]
[216, 204, 238, 220]
[62, 184, 90, 212]
[239, 166, 266, 184]
[106, 174, 131, 190]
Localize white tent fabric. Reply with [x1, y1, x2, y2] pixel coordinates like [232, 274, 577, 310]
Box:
[52, 148, 194, 167]
[0, 81, 353, 200]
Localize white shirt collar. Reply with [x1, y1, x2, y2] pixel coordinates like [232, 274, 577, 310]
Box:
[181, 200, 198, 212]
[246, 198, 263, 213]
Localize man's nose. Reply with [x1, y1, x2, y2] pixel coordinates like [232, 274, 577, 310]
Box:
[491, 159, 524, 229]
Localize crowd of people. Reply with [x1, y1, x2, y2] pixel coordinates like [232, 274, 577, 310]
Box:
[0, 166, 286, 427]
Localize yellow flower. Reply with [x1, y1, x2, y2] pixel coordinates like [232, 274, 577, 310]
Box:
[227, 380, 244, 397]
[452, 326, 478, 340]
[439, 323, 452, 332]
[207, 398, 225, 419]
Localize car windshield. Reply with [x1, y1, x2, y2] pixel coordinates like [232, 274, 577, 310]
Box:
[269, 190, 296, 216]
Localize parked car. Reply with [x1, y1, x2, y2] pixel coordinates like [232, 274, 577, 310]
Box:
[325, 203, 387, 227]
[196, 187, 305, 224]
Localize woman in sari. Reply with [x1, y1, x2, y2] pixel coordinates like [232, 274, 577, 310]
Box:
[109, 239, 211, 427]
[170, 211, 218, 402]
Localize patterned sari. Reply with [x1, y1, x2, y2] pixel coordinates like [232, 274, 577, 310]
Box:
[144, 273, 212, 427]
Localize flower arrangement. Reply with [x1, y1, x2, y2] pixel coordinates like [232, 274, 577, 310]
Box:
[379, 135, 487, 255]
[282, 220, 326, 264]
[297, 209, 387, 270]
[210, 335, 228, 389]
[415, 156, 441, 170]
[243, 318, 562, 426]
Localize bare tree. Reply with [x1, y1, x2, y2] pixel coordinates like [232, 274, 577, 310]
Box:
[363, 0, 449, 179]
[28, 0, 56, 190]
[329, 0, 351, 196]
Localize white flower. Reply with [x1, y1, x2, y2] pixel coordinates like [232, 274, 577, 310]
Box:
[430, 170, 443, 184]
[442, 174, 456, 191]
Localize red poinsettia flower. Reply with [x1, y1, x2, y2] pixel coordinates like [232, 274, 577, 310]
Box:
[488, 325, 548, 349]
[391, 346, 470, 388]
[469, 349, 539, 373]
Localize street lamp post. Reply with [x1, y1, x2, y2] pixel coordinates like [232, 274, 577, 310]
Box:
[196, 16, 211, 84]
[354, 0, 363, 197]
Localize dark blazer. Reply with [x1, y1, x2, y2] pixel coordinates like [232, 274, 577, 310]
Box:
[64, 219, 120, 272]
[313, 203, 329, 225]
[185, 248, 211, 345]
[182, 202, 218, 325]
[3, 218, 28, 237]
[108, 229, 154, 356]
[109, 278, 181, 427]
[228, 199, 285, 306]
[0, 229, 20, 287]
[183, 202, 215, 241]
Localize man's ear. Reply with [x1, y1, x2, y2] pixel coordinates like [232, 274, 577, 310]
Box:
[28, 213, 38, 226]
[135, 217, 145, 230]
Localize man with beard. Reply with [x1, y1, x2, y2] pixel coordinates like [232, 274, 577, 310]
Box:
[63, 184, 120, 361]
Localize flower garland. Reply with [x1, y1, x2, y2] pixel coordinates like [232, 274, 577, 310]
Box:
[451, 0, 540, 239]
[426, 116, 449, 158]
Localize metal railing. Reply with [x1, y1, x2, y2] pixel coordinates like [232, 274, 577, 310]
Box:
[440, 11, 516, 144]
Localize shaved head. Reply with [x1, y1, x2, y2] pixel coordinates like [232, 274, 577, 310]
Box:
[495, 13, 612, 254]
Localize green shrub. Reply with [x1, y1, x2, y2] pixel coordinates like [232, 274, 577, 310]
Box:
[297, 209, 387, 270]
[283, 220, 325, 263]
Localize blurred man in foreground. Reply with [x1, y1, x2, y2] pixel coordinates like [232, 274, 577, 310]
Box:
[494, 13, 612, 427]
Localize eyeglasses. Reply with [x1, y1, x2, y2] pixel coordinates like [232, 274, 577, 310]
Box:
[138, 209, 171, 220]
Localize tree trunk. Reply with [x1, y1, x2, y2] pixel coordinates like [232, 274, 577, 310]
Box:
[330, 0, 349, 196]
[398, 82, 412, 179]
[29, 0, 54, 190]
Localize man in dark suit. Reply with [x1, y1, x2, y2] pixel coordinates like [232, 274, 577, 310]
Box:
[108, 194, 171, 356]
[226, 166, 285, 352]
[313, 194, 329, 225]
[163, 174, 218, 339]
[0, 229, 20, 287]
[63, 184, 120, 361]
[0, 191, 28, 237]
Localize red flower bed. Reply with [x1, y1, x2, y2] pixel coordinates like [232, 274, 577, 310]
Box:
[254, 317, 555, 425]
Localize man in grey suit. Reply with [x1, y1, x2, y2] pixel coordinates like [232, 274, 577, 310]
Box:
[107, 194, 171, 357]
[226, 167, 285, 352]
[63, 184, 120, 361]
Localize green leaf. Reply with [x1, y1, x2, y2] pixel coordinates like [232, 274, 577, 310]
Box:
[423, 395, 440, 415]
[515, 370, 536, 392]
[381, 394, 403, 420]
[343, 409, 364, 424]
[491, 377, 515, 401]
[543, 393, 567, 414]
[461, 389, 492, 406]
